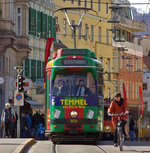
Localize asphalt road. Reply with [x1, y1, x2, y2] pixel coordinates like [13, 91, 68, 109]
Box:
[24, 140, 150, 153]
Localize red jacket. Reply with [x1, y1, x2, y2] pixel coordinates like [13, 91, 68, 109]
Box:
[108, 98, 129, 126]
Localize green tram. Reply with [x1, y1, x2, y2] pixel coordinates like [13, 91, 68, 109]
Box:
[45, 48, 104, 143]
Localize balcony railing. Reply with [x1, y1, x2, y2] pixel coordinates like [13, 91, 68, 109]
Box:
[113, 39, 143, 52]
[117, 15, 147, 32]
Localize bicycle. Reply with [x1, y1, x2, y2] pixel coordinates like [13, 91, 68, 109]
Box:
[108, 112, 128, 151]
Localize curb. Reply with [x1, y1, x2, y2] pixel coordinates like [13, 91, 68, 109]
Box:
[13, 138, 36, 153]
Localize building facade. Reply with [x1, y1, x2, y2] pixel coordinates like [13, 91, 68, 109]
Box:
[23, 0, 56, 105]
[112, 0, 146, 119]
[0, 0, 30, 114]
[54, 0, 114, 99]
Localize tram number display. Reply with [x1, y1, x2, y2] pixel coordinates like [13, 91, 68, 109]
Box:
[63, 59, 87, 66]
[70, 119, 78, 123]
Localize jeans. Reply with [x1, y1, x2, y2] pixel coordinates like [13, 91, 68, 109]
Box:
[5, 121, 12, 137]
[129, 130, 135, 141]
[35, 125, 39, 140]
[114, 120, 126, 143]
[20, 129, 26, 138]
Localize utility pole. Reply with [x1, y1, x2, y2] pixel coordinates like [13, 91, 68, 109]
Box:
[14, 66, 24, 138]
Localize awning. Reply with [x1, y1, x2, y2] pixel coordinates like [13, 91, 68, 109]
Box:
[26, 100, 43, 109]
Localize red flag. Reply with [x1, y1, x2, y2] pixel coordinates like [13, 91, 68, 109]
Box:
[123, 83, 127, 103]
[139, 85, 144, 116]
[44, 38, 54, 82]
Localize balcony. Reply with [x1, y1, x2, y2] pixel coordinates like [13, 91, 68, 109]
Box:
[117, 15, 147, 32]
[113, 39, 143, 53]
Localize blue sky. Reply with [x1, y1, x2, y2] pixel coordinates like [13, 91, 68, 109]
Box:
[129, 0, 150, 13]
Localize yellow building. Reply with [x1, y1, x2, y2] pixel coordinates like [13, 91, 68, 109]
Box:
[54, 0, 114, 99]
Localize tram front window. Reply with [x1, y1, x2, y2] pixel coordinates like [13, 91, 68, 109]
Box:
[53, 72, 96, 97]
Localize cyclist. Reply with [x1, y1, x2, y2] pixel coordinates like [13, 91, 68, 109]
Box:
[108, 92, 129, 147]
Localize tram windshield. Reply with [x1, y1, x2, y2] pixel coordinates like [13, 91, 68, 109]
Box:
[53, 72, 96, 97]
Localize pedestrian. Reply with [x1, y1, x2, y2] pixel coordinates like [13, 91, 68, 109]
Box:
[20, 112, 28, 138]
[129, 117, 135, 141]
[1, 103, 15, 138]
[25, 112, 31, 138]
[38, 123, 45, 140]
[32, 111, 41, 140]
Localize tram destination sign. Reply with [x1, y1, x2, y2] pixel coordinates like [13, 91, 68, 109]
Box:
[63, 59, 87, 66]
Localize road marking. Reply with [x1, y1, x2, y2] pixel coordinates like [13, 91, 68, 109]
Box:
[96, 145, 107, 153]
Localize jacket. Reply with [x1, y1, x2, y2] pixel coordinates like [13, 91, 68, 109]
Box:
[1, 107, 15, 123]
[108, 98, 129, 126]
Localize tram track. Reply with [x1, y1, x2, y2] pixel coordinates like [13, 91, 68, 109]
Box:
[52, 143, 108, 153]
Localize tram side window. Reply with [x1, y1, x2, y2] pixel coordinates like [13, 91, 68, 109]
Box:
[97, 71, 103, 96]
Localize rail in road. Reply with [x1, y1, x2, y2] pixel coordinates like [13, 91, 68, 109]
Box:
[23, 140, 150, 153]
[52, 141, 150, 153]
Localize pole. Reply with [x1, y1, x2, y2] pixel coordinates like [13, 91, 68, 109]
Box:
[74, 27, 76, 49]
[17, 107, 20, 138]
[14, 66, 23, 138]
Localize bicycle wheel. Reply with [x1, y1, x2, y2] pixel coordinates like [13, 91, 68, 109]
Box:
[117, 127, 123, 151]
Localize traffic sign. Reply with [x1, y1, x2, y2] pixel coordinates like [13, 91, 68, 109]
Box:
[14, 90, 24, 106]
[12, 78, 33, 91]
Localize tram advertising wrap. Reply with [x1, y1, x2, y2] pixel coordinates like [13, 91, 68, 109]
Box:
[45, 48, 104, 143]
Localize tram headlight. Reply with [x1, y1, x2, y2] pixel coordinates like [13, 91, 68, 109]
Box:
[70, 110, 78, 119]
[105, 125, 111, 132]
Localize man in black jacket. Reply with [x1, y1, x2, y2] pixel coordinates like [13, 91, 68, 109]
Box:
[20, 112, 28, 138]
[32, 111, 41, 140]
[75, 79, 92, 96]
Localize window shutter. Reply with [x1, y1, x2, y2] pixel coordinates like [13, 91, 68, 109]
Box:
[41, 61, 44, 78]
[42, 13, 46, 39]
[31, 59, 36, 82]
[52, 17, 56, 42]
[37, 61, 41, 78]
[37, 11, 42, 37]
[24, 59, 30, 77]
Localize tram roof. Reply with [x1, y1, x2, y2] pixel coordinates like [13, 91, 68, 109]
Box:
[46, 48, 102, 69]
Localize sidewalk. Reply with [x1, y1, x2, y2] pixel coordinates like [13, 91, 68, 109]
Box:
[0, 138, 35, 153]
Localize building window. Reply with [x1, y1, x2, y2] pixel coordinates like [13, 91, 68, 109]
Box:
[106, 28, 109, 44]
[78, 0, 81, 6]
[132, 57, 134, 72]
[63, 19, 66, 36]
[3, 56, 5, 74]
[78, 22, 82, 39]
[120, 52, 122, 69]
[108, 88, 111, 98]
[143, 83, 147, 90]
[91, 25, 94, 42]
[106, 2, 108, 14]
[132, 82, 134, 100]
[0, 0, 3, 18]
[107, 58, 111, 81]
[71, 0, 74, 4]
[85, 0, 87, 8]
[85, 24, 88, 41]
[98, 26, 101, 43]
[16, 6, 22, 36]
[10, 0, 13, 20]
[98, 0, 100, 12]
[90, 0, 93, 9]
